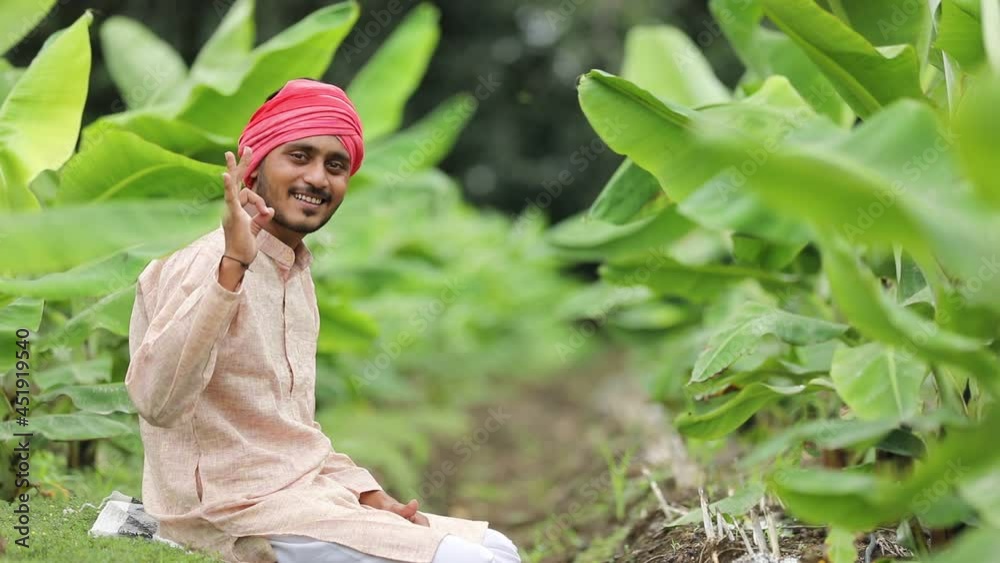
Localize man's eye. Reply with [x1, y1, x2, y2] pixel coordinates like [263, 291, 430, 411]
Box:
[327, 161, 344, 170]
[291, 153, 307, 161]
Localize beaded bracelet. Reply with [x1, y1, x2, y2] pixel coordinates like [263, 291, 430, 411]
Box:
[222, 254, 252, 270]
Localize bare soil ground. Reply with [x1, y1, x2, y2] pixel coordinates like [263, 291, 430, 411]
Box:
[424, 347, 914, 563]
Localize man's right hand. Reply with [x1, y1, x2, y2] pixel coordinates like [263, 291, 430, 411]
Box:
[221, 146, 274, 264]
[359, 490, 431, 527]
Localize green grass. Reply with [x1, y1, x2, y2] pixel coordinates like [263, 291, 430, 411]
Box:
[575, 525, 633, 563]
[0, 442, 222, 562]
[0, 405, 467, 562]
[520, 470, 654, 563]
[0, 493, 223, 562]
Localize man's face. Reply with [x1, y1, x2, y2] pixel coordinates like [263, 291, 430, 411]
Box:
[250, 134, 351, 234]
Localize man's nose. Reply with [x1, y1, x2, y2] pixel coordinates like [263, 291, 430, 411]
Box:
[301, 160, 328, 187]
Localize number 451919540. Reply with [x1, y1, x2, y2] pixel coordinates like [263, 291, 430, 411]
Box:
[13, 328, 30, 417]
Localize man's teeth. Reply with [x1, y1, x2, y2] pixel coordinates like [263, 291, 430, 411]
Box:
[293, 194, 323, 205]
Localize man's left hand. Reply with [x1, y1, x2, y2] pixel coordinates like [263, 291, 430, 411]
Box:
[359, 490, 430, 526]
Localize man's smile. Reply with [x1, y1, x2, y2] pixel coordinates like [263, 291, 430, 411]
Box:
[292, 192, 326, 208]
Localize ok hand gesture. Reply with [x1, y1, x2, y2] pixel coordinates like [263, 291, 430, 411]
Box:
[221, 146, 274, 264]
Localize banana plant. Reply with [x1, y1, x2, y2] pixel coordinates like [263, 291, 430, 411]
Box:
[0, 0, 472, 358]
[0, 0, 580, 480]
[553, 0, 1000, 557]
[0, 6, 183, 484]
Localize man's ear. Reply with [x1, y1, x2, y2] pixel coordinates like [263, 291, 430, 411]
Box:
[249, 169, 259, 190]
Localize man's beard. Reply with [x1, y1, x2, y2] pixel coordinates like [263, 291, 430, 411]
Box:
[255, 172, 335, 234]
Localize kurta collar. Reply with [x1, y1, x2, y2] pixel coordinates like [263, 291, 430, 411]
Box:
[256, 227, 313, 273]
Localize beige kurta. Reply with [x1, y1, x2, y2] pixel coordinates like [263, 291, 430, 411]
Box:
[125, 225, 488, 563]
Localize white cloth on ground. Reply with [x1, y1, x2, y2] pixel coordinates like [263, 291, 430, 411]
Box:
[268, 528, 521, 563]
[84, 490, 185, 549]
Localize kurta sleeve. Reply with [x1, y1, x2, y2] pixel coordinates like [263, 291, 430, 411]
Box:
[321, 448, 384, 497]
[125, 244, 245, 429]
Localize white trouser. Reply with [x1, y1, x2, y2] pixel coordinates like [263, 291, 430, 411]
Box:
[267, 528, 521, 563]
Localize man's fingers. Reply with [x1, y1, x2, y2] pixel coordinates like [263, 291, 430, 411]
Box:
[222, 172, 239, 208]
[244, 186, 266, 210]
[225, 148, 253, 198]
[223, 151, 243, 206]
[394, 500, 418, 518]
[253, 209, 274, 230]
[235, 146, 253, 181]
[253, 203, 274, 228]
[243, 187, 274, 222]
[225, 151, 237, 175]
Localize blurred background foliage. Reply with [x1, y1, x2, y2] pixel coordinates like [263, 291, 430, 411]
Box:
[11, 0, 742, 222]
[4, 1, 1000, 561]
[2, 0, 715, 514]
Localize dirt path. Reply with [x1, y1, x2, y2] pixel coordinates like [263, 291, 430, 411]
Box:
[421, 346, 911, 563]
[421, 346, 697, 561]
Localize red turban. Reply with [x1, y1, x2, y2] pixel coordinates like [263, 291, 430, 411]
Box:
[238, 79, 365, 187]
